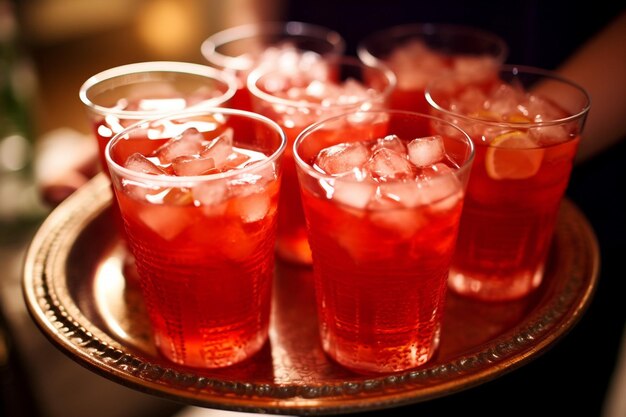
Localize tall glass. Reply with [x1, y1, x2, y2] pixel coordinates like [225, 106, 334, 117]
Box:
[357, 23, 508, 114]
[294, 110, 474, 373]
[426, 65, 590, 301]
[248, 56, 396, 265]
[201, 21, 346, 111]
[105, 108, 286, 368]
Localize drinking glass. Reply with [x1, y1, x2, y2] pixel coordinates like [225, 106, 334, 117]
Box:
[248, 56, 396, 265]
[201, 21, 346, 111]
[105, 108, 286, 368]
[426, 65, 590, 301]
[294, 109, 474, 373]
[80, 61, 238, 176]
[357, 23, 508, 113]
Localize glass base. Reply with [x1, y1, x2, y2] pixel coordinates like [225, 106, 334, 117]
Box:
[448, 265, 544, 302]
[321, 324, 441, 374]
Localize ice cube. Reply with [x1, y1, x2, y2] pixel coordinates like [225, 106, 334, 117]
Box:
[368, 206, 426, 239]
[192, 181, 227, 207]
[332, 176, 377, 209]
[524, 94, 569, 122]
[153, 128, 205, 164]
[230, 191, 271, 223]
[415, 164, 463, 210]
[453, 55, 498, 84]
[200, 128, 234, 169]
[124, 152, 168, 175]
[314, 142, 371, 175]
[372, 134, 407, 154]
[305, 79, 328, 99]
[171, 154, 216, 176]
[137, 204, 194, 241]
[365, 148, 414, 180]
[223, 150, 252, 170]
[331, 78, 372, 106]
[488, 83, 525, 117]
[456, 86, 489, 114]
[389, 40, 449, 90]
[407, 135, 445, 167]
[529, 124, 571, 145]
[377, 180, 422, 207]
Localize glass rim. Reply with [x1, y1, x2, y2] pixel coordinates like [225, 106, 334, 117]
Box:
[79, 61, 238, 119]
[425, 64, 592, 128]
[201, 21, 347, 72]
[293, 109, 475, 182]
[246, 56, 397, 111]
[105, 107, 287, 185]
[357, 22, 509, 66]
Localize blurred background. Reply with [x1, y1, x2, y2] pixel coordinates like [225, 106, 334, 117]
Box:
[1, 0, 624, 416]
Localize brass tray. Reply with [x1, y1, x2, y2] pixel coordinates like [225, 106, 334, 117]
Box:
[22, 173, 599, 415]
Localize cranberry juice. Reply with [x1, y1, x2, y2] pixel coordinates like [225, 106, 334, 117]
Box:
[298, 132, 466, 373]
[436, 80, 584, 301]
[109, 127, 279, 368]
[449, 136, 580, 301]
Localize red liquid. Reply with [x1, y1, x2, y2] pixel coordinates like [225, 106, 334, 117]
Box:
[449, 137, 579, 300]
[299, 137, 464, 373]
[251, 75, 389, 265]
[111, 136, 279, 368]
[275, 125, 313, 264]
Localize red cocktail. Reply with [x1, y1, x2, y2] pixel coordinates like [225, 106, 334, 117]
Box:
[80, 61, 237, 177]
[358, 23, 507, 114]
[248, 56, 396, 265]
[294, 110, 474, 373]
[105, 109, 286, 368]
[427, 65, 590, 301]
[201, 21, 346, 111]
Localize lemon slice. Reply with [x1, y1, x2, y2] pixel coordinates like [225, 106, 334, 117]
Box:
[485, 131, 544, 180]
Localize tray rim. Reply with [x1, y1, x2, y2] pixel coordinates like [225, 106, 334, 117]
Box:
[22, 173, 600, 415]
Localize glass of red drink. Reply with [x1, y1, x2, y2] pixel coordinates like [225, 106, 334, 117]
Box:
[294, 110, 474, 373]
[105, 108, 286, 368]
[426, 65, 591, 301]
[79, 61, 237, 176]
[357, 23, 508, 114]
[200, 21, 346, 111]
[247, 56, 396, 265]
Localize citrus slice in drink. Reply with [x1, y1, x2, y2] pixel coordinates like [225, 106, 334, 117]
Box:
[485, 131, 544, 180]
